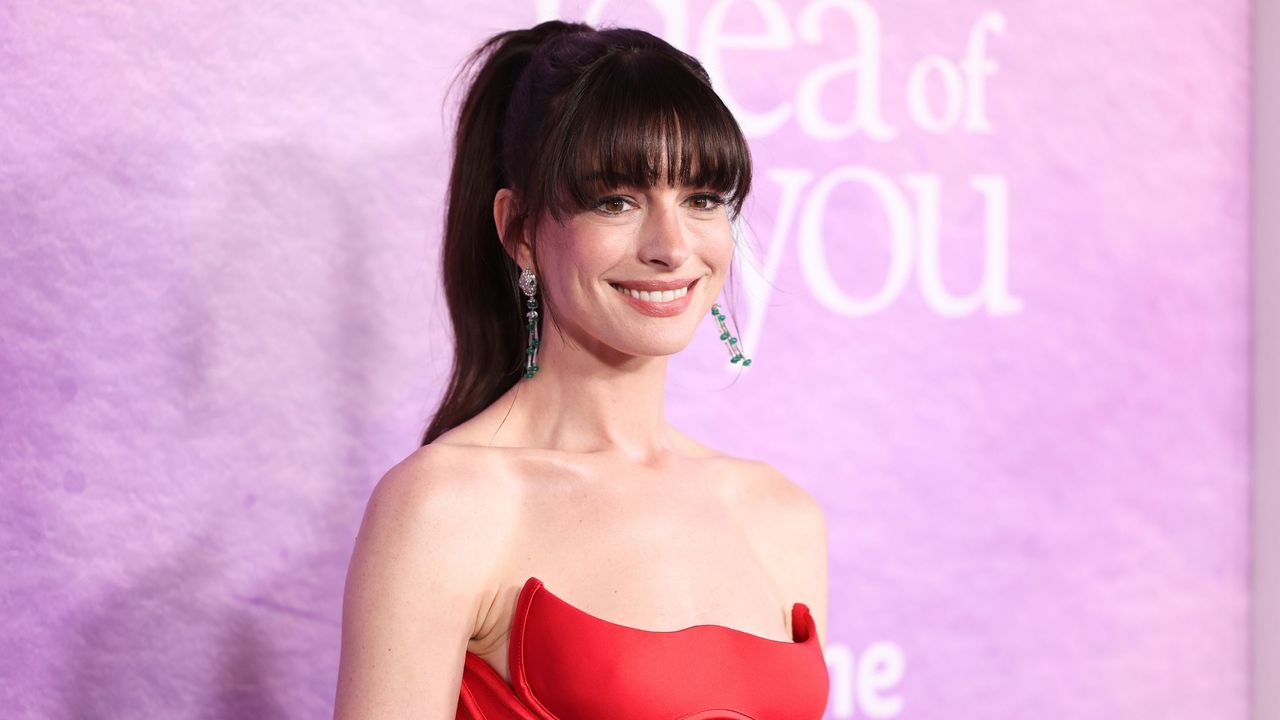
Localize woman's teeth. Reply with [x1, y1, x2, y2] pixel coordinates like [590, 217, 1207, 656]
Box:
[609, 283, 689, 303]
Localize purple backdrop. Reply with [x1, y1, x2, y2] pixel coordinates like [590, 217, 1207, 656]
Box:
[0, 1, 1250, 718]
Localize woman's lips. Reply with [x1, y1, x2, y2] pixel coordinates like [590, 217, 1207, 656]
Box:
[609, 277, 698, 317]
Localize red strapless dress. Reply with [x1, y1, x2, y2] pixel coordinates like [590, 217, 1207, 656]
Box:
[455, 576, 830, 719]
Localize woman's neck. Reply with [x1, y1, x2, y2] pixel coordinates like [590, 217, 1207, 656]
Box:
[488, 332, 677, 462]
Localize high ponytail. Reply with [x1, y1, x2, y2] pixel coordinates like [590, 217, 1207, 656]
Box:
[421, 21, 588, 446]
[421, 21, 753, 446]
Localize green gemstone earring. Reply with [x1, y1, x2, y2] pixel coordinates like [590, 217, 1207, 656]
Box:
[519, 266, 541, 379]
[711, 303, 752, 367]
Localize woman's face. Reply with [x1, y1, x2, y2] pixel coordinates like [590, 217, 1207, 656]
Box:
[499, 181, 734, 362]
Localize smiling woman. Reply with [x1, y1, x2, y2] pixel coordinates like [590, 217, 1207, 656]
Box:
[452, 18, 756, 395]
[333, 19, 830, 720]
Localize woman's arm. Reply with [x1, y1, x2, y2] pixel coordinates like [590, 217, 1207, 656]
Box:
[760, 464, 830, 645]
[333, 447, 498, 720]
[791, 489, 830, 646]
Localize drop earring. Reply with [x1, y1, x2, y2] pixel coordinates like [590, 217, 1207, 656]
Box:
[519, 266, 541, 379]
[711, 303, 751, 367]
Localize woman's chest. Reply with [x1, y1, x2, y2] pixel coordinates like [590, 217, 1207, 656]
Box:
[466, 458, 797, 687]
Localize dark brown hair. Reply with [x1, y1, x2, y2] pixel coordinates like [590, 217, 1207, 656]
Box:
[421, 21, 754, 446]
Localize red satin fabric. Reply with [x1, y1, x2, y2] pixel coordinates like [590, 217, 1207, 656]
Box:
[455, 576, 830, 720]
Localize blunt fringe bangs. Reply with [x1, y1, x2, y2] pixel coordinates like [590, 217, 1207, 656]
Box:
[516, 32, 753, 227]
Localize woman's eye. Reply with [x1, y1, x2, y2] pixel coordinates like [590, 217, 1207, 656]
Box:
[688, 194, 725, 211]
[595, 197, 632, 215]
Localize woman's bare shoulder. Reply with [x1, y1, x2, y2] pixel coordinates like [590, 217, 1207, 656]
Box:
[715, 458, 829, 639]
[352, 442, 526, 632]
[753, 461, 824, 520]
[336, 442, 525, 718]
[698, 445, 819, 512]
[372, 441, 520, 517]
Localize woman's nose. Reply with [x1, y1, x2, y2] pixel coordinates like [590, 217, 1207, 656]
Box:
[639, 204, 691, 269]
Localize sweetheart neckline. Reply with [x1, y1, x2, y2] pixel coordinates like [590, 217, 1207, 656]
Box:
[457, 577, 830, 719]
[520, 575, 815, 646]
[458, 576, 823, 705]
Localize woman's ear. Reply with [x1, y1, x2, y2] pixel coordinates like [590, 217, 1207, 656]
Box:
[493, 188, 532, 267]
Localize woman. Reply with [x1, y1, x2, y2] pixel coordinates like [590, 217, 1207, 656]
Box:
[334, 20, 831, 720]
